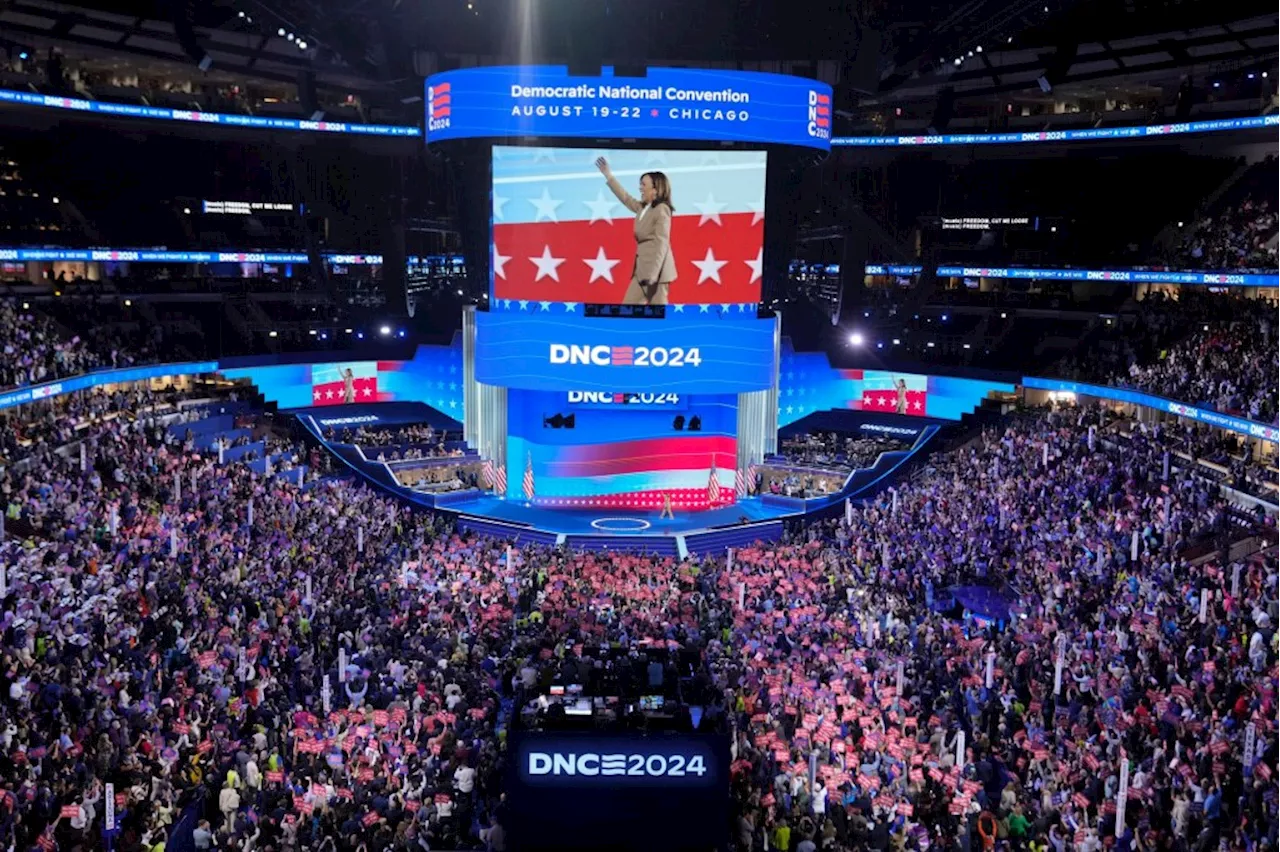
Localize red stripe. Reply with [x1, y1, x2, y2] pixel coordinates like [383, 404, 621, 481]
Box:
[816, 93, 830, 104]
[431, 105, 451, 118]
[432, 82, 450, 94]
[493, 214, 761, 304]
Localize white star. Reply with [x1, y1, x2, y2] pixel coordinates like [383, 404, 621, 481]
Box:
[539, 301, 552, 311]
[529, 246, 565, 282]
[720, 303, 732, 312]
[583, 191, 617, 225]
[583, 247, 620, 284]
[492, 246, 510, 280]
[501, 299, 511, 309]
[745, 248, 763, 284]
[361, 386, 373, 397]
[749, 197, 765, 226]
[699, 304, 711, 313]
[529, 188, 563, 223]
[325, 389, 334, 399]
[912, 400, 923, 411]
[533, 148, 557, 163]
[694, 193, 726, 227]
[673, 304, 685, 313]
[692, 248, 728, 284]
[564, 303, 578, 312]
[314, 389, 323, 400]
[492, 193, 509, 221]
[518, 300, 529, 310]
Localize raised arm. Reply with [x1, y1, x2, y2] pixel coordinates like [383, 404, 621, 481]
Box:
[596, 157, 643, 214]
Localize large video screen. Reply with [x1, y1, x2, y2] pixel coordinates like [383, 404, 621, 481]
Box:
[506, 390, 737, 511]
[491, 145, 767, 306]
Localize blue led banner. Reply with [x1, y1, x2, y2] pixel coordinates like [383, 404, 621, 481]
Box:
[474, 311, 777, 394]
[0, 362, 218, 411]
[833, 115, 1279, 147]
[1023, 377, 1279, 444]
[0, 248, 383, 265]
[937, 266, 1279, 287]
[0, 88, 419, 136]
[424, 66, 833, 149]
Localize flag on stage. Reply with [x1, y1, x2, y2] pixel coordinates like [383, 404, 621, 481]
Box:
[495, 463, 508, 494]
[735, 467, 747, 496]
[522, 453, 535, 501]
[708, 460, 722, 505]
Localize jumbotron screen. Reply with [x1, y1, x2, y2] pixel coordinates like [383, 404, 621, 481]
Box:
[491, 145, 767, 306]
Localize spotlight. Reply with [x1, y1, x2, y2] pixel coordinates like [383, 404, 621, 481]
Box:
[344, 328, 353, 334]
[124, 299, 132, 307]
[849, 332, 865, 347]
[953, 58, 962, 66]
[1177, 221, 1184, 228]
[976, 45, 983, 52]
[457, 289, 463, 295]
[892, 338, 901, 345]
[1050, 226, 1057, 233]
[963, 343, 972, 349]
[182, 207, 191, 214]
[398, 330, 406, 338]
[1000, 312, 1007, 319]
[18, 51, 29, 60]
[297, 40, 307, 49]
[52, 196, 59, 204]
[287, 33, 295, 42]
[308, 329, 317, 336]
[269, 330, 278, 338]
[379, 325, 391, 336]
[1248, 73, 1256, 80]
[238, 10, 245, 17]
[968, 50, 974, 57]
[927, 342, 936, 348]
[1212, 82, 1221, 89]
[877, 342, 884, 349]
[278, 27, 286, 36]
[22, 301, 29, 309]
[1006, 37, 1013, 43]
[319, 332, 327, 340]
[357, 332, 364, 339]
[941, 314, 948, 321]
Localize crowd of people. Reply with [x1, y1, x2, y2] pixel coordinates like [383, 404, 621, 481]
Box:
[1169, 159, 1278, 273]
[0, 298, 123, 391]
[778, 434, 910, 473]
[0, 375, 1273, 852]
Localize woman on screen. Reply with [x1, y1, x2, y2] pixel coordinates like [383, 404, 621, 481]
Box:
[894, 378, 908, 415]
[595, 157, 677, 306]
[342, 368, 356, 404]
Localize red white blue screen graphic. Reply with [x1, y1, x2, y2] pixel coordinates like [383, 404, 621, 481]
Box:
[491, 146, 767, 305]
[507, 390, 737, 511]
[310, 362, 382, 406]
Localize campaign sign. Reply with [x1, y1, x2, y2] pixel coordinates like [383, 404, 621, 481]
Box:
[473, 311, 776, 394]
[424, 65, 832, 150]
[507, 732, 729, 852]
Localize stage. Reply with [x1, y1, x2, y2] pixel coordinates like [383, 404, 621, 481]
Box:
[446, 493, 800, 536]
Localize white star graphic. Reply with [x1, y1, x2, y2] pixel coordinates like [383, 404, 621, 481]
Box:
[314, 389, 323, 400]
[564, 303, 578, 312]
[699, 304, 711, 313]
[694, 193, 726, 227]
[583, 191, 617, 225]
[673, 304, 685, 313]
[529, 188, 563, 223]
[529, 246, 565, 282]
[533, 148, 557, 163]
[539, 301, 552, 311]
[325, 389, 334, 399]
[745, 248, 763, 284]
[518, 300, 529, 310]
[912, 400, 923, 411]
[720, 303, 732, 312]
[492, 245, 510, 280]
[692, 248, 728, 284]
[492, 193, 509, 221]
[748, 197, 765, 226]
[361, 386, 373, 397]
[583, 247, 620, 283]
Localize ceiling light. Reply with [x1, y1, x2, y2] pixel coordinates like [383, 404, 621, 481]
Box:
[182, 207, 191, 214]
[975, 45, 983, 52]
[849, 332, 865, 347]
[287, 33, 295, 42]
[308, 329, 317, 335]
[297, 40, 307, 49]
[124, 299, 131, 306]
[268, 330, 278, 338]
[954, 58, 962, 66]
[379, 325, 391, 336]
[52, 196, 59, 204]
[278, 27, 286, 36]
[238, 10, 245, 17]
[892, 338, 901, 345]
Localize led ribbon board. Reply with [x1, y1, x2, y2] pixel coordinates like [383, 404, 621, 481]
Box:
[424, 66, 833, 150]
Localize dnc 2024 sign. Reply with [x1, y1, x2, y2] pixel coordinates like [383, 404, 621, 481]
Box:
[423, 66, 833, 150]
